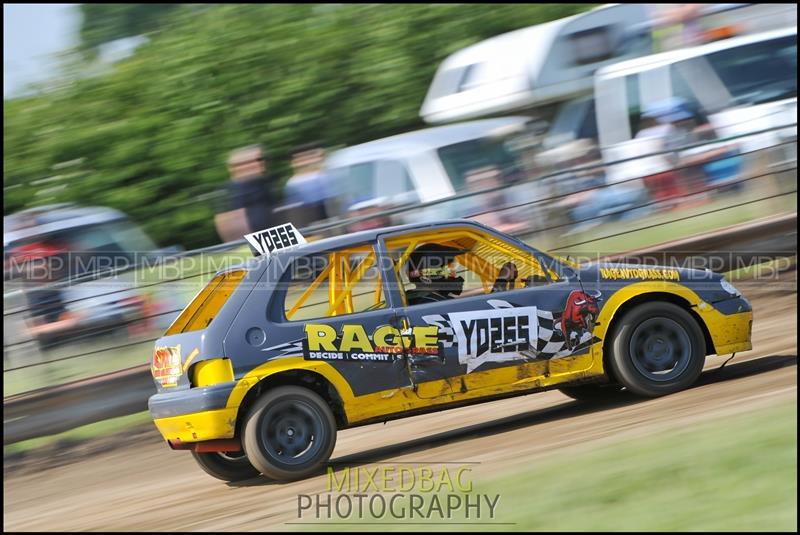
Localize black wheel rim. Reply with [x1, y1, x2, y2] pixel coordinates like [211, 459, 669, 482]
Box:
[629, 317, 692, 382]
[260, 399, 325, 466]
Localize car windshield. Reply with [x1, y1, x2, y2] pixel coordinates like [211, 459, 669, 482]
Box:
[706, 35, 797, 106]
[328, 160, 418, 212]
[436, 128, 534, 192]
[5, 219, 158, 281]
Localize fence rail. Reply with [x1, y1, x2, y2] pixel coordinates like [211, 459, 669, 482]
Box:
[4, 122, 796, 303]
[4, 214, 796, 445]
[3, 124, 797, 388]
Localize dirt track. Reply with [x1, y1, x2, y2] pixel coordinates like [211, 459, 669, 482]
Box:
[4, 285, 797, 532]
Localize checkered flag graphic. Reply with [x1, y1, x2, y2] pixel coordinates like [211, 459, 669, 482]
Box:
[422, 302, 576, 360]
[528, 309, 567, 357]
[421, 314, 456, 348]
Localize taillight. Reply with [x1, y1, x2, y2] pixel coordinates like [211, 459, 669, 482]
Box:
[152, 345, 182, 387]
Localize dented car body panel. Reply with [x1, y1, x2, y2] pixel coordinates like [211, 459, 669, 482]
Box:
[148, 219, 752, 445]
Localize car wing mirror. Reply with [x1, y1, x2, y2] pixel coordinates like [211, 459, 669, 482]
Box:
[562, 266, 578, 280]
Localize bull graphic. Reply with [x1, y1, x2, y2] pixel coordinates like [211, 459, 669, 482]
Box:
[560, 289, 602, 351]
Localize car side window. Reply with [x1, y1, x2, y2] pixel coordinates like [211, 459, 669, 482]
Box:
[375, 160, 418, 206]
[625, 73, 642, 137]
[384, 228, 559, 307]
[339, 162, 376, 210]
[281, 245, 386, 321]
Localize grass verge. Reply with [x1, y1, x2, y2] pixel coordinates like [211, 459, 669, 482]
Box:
[317, 401, 797, 531]
[4, 411, 153, 458]
[486, 402, 797, 531]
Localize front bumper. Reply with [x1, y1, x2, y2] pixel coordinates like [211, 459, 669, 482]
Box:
[707, 306, 753, 355]
[149, 381, 238, 443]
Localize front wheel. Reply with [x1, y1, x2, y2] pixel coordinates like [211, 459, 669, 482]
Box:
[608, 301, 706, 397]
[243, 386, 337, 482]
[191, 450, 260, 482]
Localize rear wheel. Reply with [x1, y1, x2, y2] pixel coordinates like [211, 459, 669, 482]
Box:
[608, 301, 706, 397]
[191, 450, 260, 482]
[243, 386, 337, 482]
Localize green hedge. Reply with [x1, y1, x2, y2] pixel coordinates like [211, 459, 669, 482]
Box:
[4, 4, 592, 249]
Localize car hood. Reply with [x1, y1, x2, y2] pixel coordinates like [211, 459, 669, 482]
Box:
[577, 262, 737, 303]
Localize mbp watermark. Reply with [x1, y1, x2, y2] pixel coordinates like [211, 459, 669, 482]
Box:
[296, 463, 501, 523]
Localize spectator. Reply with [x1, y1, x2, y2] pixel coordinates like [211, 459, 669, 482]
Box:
[551, 140, 604, 230]
[646, 98, 742, 198]
[279, 142, 336, 228]
[635, 105, 688, 207]
[346, 197, 390, 233]
[214, 145, 280, 242]
[575, 173, 650, 228]
[629, 97, 744, 212]
[460, 166, 525, 234]
[665, 108, 742, 195]
[552, 140, 649, 233]
[653, 4, 705, 51]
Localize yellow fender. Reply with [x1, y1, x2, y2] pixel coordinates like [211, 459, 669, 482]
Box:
[225, 357, 427, 427]
[589, 281, 753, 376]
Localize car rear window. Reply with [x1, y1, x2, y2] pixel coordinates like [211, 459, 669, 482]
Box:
[165, 269, 247, 335]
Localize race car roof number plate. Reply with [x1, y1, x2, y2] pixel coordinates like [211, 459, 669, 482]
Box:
[245, 223, 307, 257]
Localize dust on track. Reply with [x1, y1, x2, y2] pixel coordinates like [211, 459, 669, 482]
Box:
[3, 287, 796, 532]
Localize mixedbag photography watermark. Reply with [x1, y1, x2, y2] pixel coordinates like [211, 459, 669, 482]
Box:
[296, 463, 501, 522]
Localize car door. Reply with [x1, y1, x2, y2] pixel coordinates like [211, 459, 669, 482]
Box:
[399, 282, 598, 398]
[293, 307, 412, 398]
[380, 227, 599, 400]
[250, 245, 413, 400]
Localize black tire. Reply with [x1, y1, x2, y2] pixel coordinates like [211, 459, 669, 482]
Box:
[558, 383, 632, 403]
[608, 301, 706, 397]
[191, 450, 261, 482]
[243, 386, 337, 482]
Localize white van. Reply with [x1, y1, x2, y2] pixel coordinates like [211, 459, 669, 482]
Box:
[594, 26, 797, 182]
[323, 117, 542, 225]
[420, 4, 653, 126]
[421, 3, 796, 154]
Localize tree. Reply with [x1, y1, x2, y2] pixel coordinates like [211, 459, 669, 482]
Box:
[5, 4, 593, 249]
[79, 4, 182, 55]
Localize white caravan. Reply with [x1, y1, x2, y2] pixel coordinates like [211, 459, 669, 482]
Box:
[420, 4, 653, 126]
[594, 26, 797, 182]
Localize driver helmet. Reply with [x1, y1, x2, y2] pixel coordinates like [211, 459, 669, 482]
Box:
[406, 243, 466, 297]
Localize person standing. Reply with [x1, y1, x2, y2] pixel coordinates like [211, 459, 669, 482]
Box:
[280, 142, 336, 228]
[652, 4, 705, 52]
[214, 145, 280, 242]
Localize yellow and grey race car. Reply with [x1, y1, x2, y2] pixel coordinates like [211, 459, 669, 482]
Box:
[149, 220, 752, 482]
